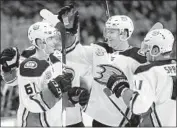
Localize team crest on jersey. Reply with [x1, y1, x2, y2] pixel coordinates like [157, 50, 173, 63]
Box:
[45, 71, 52, 80]
[95, 48, 105, 56]
[94, 64, 126, 85]
[24, 61, 38, 69]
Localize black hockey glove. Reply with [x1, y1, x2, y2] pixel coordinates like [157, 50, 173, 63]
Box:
[0, 47, 20, 72]
[58, 4, 79, 35]
[107, 74, 129, 98]
[48, 72, 73, 98]
[68, 87, 90, 106]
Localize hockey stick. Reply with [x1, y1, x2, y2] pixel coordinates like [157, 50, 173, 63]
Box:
[40, 9, 67, 126]
[105, 0, 110, 18]
[103, 88, 132, 125]
[56, 23, 66, 64]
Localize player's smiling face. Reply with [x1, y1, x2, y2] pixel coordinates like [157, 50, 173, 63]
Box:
[45, 33, 62, 54]
[105, 28, 121, 48]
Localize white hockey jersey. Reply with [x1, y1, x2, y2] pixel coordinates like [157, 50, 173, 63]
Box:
[17, 51, 81, 126]
[85, 43, 147, 126]
[17, 41, 97, 126]
[65, 41, 109, 126]
[131, 60, 176, 126]
[17, 55, 64, 126]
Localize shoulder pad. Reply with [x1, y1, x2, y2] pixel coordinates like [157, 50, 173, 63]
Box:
[95, 42, 113, 53]
[20, 58, 49, 77]
[21, 46, 36, 58]
[119, 47, 146, 64]
[135, 59, 173, 74]
[49, 53, 61, 64]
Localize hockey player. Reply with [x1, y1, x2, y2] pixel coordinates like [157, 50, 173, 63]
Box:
[106, 28, 176, 126]
[86, 15, 148, 127]
[47, 7, 144, 126]
[17, 21, 77, 126]
[0, 5, 92, 126]
[39, 5, 110, 126]
[0, 22, 76, 126]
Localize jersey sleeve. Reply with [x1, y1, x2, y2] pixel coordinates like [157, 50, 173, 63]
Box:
[130, 72, 156, 115]
[18, 58, 61, 113]
[115, 47, 146, 74]
[82, 43, 109, 66]
[112, 55, 140, 87]
[82, 45, 93, 65]
[1, 65, 18, 86]
[21, 46, 36, 59]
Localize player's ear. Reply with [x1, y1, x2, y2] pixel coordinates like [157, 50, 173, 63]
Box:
[120, 29, 128, 40]
[35, 38, 45, 49]
[151, 45, 160, 56]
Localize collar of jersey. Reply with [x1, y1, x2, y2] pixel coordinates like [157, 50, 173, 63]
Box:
[66, 36, 80, 54]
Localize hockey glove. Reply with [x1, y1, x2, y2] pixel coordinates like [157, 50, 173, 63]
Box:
[68, 87, 90, 106]
[58, 4, 79, 35]
[0, 47, 20, 72]
[48, 72, 73, 98]
[107, 74, 129, 98]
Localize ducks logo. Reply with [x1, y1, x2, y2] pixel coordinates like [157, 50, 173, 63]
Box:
[94, 64, 126, 85]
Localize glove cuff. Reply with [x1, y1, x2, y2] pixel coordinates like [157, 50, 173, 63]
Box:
[48, 79, 62, 98]
[111, 78, 128, 92]
[114, 79, 129, 98]
[68, 87, 83, 105]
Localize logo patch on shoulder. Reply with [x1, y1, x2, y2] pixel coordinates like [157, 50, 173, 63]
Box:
[95, 48, 105, 56]
[45, 71, 52, 80]
[24, 61, 38, 69]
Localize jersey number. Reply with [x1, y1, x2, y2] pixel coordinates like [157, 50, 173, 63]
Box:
[24, 84, 33, 95]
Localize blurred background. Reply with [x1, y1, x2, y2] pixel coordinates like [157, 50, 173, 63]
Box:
[0, 0, 176, 124]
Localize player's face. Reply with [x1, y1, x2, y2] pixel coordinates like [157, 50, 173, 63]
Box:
[105, 28, 121, 48]
[45, 33, 62, 54]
